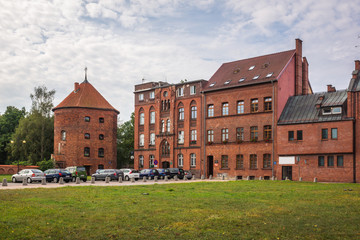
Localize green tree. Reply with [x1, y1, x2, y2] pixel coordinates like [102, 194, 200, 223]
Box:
[0, 106, 26, 164]
[117, 113, 134, 168]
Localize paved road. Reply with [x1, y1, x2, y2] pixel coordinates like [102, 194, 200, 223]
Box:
[1, 178, 227, 190]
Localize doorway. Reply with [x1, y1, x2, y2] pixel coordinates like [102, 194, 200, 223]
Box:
[84, 165, 91, 176]
[207, 156, 213, 177]
[282, 166, 292, 180]
[162, 161, 170, 168]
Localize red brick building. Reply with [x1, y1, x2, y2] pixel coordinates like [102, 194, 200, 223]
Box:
[53, 76, 119, 175]
[134, 39, 360, 182]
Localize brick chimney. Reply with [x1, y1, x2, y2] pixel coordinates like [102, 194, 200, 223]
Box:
[295, 39, 303, 96]
[353, 60, 360, 79]
[327, 84, 336, 92]
[74, 82, 80, 92]
[302, 57, 309, 95]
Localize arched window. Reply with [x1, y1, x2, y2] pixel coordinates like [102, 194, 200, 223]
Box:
[161, 140, 170, 157]
[84, 133, 90, 139]
[139, 107, 145, 125]
[178, 102, 184, 121]
[161, 120, 165, 133]
[150, 107, 155, 124]
[98, 148, 104, 158]
[61, 130, 66, 141]
[190, 100, 197, 119]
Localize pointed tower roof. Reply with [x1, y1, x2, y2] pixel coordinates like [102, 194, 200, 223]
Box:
[53, 79, 119, 114]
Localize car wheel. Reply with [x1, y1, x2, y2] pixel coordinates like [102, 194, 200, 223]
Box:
[53, 177, 58, 183]
[125, 176, 129, 181]
[12, 177, 17, 183]
[82, 179, 87, 182]
[27, 178, 32, 183]
[94, 177, 97, 181]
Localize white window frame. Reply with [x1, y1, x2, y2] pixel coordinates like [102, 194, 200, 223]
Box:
[178, 131, 184, 144]
[190, 85, 196, 95]
[139, 134, 144, 146]
[191, 106, 197, 119]
[190, 153, 196, 167]
[177, 88, 184, 97]
[179, 108, 184, 120]
[149, 91, 155, 99]
[150, 133, 155, 145]
[139, 93, 144, 101]
[139, 112, 145, 125]
[166, 119, 171, 132]
[150, 111, 155, 124]
[139, 155, 144, 168]
[191, 130, 197, 141]
[178, 154, 184, 167]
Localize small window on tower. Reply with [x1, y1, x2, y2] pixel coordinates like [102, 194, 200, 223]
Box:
[85, 133, 90, 139]
[85, 116, 90, 122]
[99, 134, 104, 140]
[99, 118, 104, 123]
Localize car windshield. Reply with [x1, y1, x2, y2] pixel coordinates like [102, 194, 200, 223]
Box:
[61, 170, 70, 174]
[32, 169, 42, 173]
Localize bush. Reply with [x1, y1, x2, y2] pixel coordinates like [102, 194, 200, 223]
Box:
[37, 159, 54, 171]
[11, 160, 32, 166]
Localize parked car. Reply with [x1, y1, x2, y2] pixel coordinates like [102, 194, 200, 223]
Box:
[91, 169, 123, 181]
[121, 169, 140, 181]
[65, 166, 87, 182]
[44, 169, 72, 183]
[157, 168, 170, 179]
[168, 168, 185, 179]
[139, 169, 160, 180]
[11, 169, 45, 183]
[184, 170, 193, 180]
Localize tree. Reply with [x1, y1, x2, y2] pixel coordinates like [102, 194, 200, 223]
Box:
[0, 106, 26, 164]
[117, 113, 134, 168]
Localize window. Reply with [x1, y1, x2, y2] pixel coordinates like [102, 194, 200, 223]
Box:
[327, 156, 334, 167]
[253, 75, 260, 80]
[288, 131, 294, 141]
[263, 154, 271, 169]
[191, 106, 197, 119]
[161, 141, 170, 157]
[266, 72, 273, 78]
[322, 129, 328, 140]
[85, 116, 90, 122]
[166, 119, 171, 132]
[99, 134, 104, 140]
[208, 105, 214, 117]
[297, 130, 303, 141]
[150, 133, 155, 145]
[163, 91, 168, 97]
[139, 155, 144, 168]
[207, 130, 214, 143]
[149, 91, 155, 99]
[98, 164, 104, 170]
[61, 130, 66, 141]
[178, 131, 184, 144]
[250, 154, 257, 169]
[139, 112, 144, 125]
[149, 155, 155, 167]
[237, 101, 244, 114]
[190, 85, 196, 95]
[250, 126, 258, 141]
[191, 130, 197, 142]
[209, 82, 216, 87]
[98, 148, 104, 158]
[236, 155, 244, 169]
[318, 156, 325, 167]
[239, 78, 245, 82]
[221, 155, 229, 169]
[190, 153, 196, 167]
[264, 125, 272, 140]
[84, 147, 90, 157]
[236, 127, 244, 141]
[331, 128, 338, 139]
[323, 107, 342, 115]
[251, 99, 258, 113]
[249, 65, 255, 70]
[177, 88, 184, 97]
[179, 108, 184, 120]
[264, 97, 272, 111]
[337, 155, 344, 167]
[222, 103, 229, 116]
[222, 128, 229, 142]
[139, 93, 144, 101]
[178, 154, 184, 167]
[224, 80, 231, 85]
[139, 134, 144, 147]
[99, 117, 104, 123]
[150, 111, 155, 124]
[85, 133, 90, 139]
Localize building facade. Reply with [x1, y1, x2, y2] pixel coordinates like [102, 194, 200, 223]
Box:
[134, 39, 360, 182]
[53, 77, 119, 175]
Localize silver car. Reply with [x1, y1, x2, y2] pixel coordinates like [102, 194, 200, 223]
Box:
[12, 169, 45, 183]
[120, 169, 140, 181]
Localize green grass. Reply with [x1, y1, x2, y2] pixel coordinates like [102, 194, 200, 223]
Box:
[1, 174, 12, 182]
[0, 181, 359, 240]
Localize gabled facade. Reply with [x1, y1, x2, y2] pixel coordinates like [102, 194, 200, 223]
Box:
[52, 77, 119, 175]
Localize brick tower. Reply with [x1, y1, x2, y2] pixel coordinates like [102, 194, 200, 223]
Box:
[52, 70, 119, 174]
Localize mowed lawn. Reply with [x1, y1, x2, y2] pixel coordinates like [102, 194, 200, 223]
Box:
[0, 181, 359, 240]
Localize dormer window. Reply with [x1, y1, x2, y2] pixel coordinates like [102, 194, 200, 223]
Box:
[239, 78, 245, 82]
[253, 75, 260, 80]
[322, 107, 342, 115]
[266, 72, 273, 78]
[224, 80, 231, 85]
[248, 65, 255, 70]
[209, 82, 216, 87]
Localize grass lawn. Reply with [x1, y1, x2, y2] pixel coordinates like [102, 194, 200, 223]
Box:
[0, 181, 359, 240]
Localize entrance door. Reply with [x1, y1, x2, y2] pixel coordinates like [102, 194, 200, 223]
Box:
[207, 156, 213, 177]
[162, 161, 170, 168]
[282, 166, 292, 180]
[84, 166, 91, 176]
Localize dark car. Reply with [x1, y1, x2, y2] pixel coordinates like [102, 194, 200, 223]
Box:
[44, 169, 72, 183]
[92, 169, 123, 181]
[168, 168, 185, 179]
[66, 166, 87, 182]
[139, 169, 160, 180]
[184, 170, 193, 180]
[157, 168, 170, 179]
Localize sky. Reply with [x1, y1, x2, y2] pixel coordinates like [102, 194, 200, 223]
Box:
[0, 0, 359, 122]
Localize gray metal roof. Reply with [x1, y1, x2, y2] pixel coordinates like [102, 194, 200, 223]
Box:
[278, 90, 349, 125]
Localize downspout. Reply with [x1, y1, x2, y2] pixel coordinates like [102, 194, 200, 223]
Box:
[271, 80, 275, 178]
[203, 93, 207, 178]
[353, 92, 357, 183]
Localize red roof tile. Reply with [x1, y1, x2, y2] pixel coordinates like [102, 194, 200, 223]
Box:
[53, 80, 119, 114]
[203, 49, 296, 92]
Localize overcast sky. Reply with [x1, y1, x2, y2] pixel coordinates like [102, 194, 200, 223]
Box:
[0, 0, 359, 122]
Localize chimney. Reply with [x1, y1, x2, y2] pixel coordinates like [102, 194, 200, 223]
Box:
[295, 39, 303, 96]
[316, 95, 324, 109]
[353, 60, 360, 79]
[74, 82, 79, 92]
[327, 84, 336, 92]
[302, 57, 309, 95]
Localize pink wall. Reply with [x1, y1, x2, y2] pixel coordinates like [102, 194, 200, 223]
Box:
[277, 57, 296, 119]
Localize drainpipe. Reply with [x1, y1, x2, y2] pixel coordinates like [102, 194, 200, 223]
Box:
[203, 93, 207, 178]
[271, 80, 275, 178]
